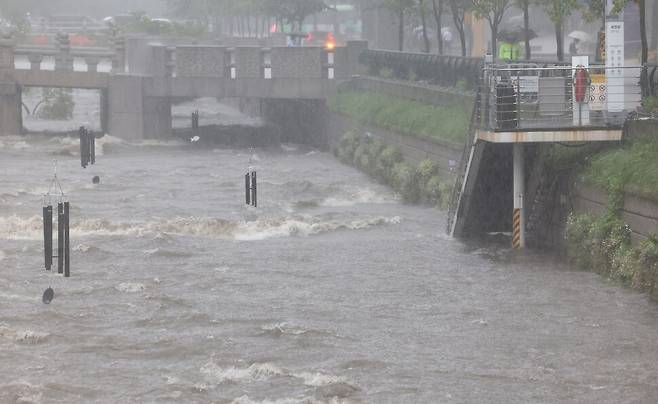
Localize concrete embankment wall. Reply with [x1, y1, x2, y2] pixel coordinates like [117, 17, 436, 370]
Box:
[573, 185, 658, 246]
[327, 113, 463, 180]
[325, 76, 474, 179]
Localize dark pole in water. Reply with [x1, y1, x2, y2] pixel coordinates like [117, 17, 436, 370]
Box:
[57, 202, 64, 274]
[64, 202, 70, 277]
[43, 205, 52, 271]
[251, 171, 257, 208]
[89, 131, 95, 165]
[80, 127, 88, 168]
[245, 173, 251, 205]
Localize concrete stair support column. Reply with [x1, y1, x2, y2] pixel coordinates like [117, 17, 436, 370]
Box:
[0, 39, 21, 136]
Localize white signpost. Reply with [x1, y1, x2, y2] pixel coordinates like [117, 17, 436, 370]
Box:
[605, 0, 624, 113]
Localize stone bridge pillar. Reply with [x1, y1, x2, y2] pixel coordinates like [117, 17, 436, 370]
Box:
[0, 39, 21, 135]
[55, 32, 73, 71]
[107, 75, 145, 139]
[112, 37, 126, 74]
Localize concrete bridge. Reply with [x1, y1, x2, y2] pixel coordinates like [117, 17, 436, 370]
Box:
[0, 36, 366, 139]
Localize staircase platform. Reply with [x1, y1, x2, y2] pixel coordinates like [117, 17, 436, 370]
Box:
[476, 128, 623, 143]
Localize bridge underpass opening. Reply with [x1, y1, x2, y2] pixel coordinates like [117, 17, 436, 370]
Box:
[171, 97, 263, 131]
[21, 86, 104, 135]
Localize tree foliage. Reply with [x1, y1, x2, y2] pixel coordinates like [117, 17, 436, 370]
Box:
[448, 0, 470, 56]
[471, 0, 511, 58]
[541, 0, 578, 60]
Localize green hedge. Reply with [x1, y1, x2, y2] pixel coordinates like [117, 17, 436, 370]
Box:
[566, 213, 658, 299]
[327, 90, 469, 145]
[335, 130, 452, 208]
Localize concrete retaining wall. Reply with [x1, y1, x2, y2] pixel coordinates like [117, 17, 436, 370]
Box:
[573, 185, 658, 245]
[327, 112, 463, 179]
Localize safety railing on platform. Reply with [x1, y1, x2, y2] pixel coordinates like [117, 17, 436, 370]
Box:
[475, 64, 643, 131]
[647, 63, 658, 98]
[359, 49, 483, 90]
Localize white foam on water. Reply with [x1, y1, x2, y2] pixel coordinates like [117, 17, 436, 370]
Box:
[115, 283, 145, 293]
[280, 144, 299, 152]
[0, 324, 50, 345]
[0, 215, 43, 240]
[321, 189, 398, 207]
[200, 362, 284, 384]
[260, 322, 308, 336]
[0, 214, 401, 241]
[230, 395, 313, 404]
[0, 380, 44, 404]
[143, 247, 193, 258]
[234, 216, 401, 241]
[293, 372, 348, 387]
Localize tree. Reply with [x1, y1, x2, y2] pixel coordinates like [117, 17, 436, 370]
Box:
[383, 0, 415, 51]
[542, 0, 578, 61]
[417, 0, 431, 53]
[515, 0, 531, 59]
[471, 0, 511, 59]
[264, 0, 328, 32]
[448, 0, 470, 56]
[430, 0, 444, 54]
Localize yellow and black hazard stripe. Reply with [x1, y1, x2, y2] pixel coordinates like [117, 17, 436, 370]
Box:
[512, 208, 521, 248]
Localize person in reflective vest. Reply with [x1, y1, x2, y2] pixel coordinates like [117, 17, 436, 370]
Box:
[498, 41, 522, 62]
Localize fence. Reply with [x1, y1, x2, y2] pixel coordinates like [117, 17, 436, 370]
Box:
[359, 49, 482, 89]
[475, 64, 643, 131]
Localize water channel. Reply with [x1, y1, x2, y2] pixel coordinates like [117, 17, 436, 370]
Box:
[1, 120, 658, 403]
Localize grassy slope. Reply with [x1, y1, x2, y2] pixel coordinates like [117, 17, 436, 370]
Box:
[583, 140, 658, 202]
[327, 90, 470, 145]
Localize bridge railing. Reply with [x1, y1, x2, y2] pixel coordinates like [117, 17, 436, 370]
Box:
[171, 44, 357, 80]
[13, 37, 122, 73]
[475, 64, 643, 131]
[359, 49, 483, 90]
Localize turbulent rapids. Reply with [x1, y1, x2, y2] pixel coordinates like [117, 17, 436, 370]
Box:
[3, 134, 658, 403]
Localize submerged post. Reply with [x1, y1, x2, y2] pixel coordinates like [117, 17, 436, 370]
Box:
[64, 202, 70, 277]
[57, 202, 64, 273]
[512, 143, 525, 248]
[80, 126, 96, 168]
[89, 132, 95, 165]
[245, 173, 251, 205]
[43, 205, 53, 270]
[245, 170, 257, 207]
[251, 171, 257, 208]
[80, 126, 88, 168]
